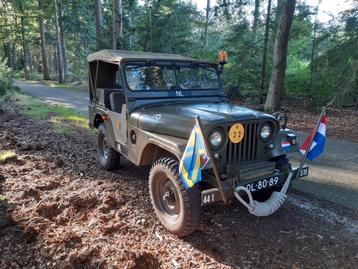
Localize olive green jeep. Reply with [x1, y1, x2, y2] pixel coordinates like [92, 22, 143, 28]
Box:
[87, 50, 308, 237]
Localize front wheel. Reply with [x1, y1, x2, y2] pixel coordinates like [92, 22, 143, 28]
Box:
[97, 123, 120, 171]
[149, 158, 201, 237]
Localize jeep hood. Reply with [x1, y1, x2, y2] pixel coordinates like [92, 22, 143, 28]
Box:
[132, 102, 274, 139]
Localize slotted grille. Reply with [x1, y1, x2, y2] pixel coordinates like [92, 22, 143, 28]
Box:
[227, 122, 259, 164]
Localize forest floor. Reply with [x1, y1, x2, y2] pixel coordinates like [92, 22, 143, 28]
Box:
[1, 95, 358, 268]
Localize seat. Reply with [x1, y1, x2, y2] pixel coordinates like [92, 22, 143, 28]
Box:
[110, 92, 126, 113]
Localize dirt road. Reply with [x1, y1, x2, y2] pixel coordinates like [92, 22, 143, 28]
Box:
[15, 80, 358, 210]
[0, 106, 357, 268]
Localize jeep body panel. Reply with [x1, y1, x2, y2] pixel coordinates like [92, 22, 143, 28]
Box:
[133, 101, 275, 139]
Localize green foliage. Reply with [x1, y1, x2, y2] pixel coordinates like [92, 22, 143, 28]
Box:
[0, 60, 14, 96]
[12, 93, 88, 135]
[0, 0, 356, 108]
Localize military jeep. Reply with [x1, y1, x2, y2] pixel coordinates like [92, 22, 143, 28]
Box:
[87, 50, 307, 237]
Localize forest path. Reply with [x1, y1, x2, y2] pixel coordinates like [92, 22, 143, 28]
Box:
[14, 80, 358, 211]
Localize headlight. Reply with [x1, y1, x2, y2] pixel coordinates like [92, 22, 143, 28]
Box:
[210, 131, 223, 147]
[260, 123, 272, 141]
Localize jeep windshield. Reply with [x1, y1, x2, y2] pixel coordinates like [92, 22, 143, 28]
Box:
[124, 62, 220, 91]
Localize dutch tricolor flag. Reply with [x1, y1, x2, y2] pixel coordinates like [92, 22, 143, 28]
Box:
[299, 114, 326, 161]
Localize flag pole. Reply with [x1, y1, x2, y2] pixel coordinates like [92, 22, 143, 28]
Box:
[195, 116, 228, 203]
[295, 96, 335, 179]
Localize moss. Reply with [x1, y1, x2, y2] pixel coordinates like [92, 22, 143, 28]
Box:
[0, 150, 17, 163]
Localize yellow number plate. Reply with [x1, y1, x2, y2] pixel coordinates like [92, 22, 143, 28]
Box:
[229, 123, 245, 143]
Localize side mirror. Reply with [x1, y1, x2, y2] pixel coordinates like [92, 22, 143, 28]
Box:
[227, 82, 238, 101]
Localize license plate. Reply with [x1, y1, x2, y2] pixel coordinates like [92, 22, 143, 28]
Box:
[297, 166, 309, 177]
[292, 166, 309, 179]
[244, 175, 280, 192]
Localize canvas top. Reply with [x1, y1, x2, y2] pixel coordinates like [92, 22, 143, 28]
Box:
[87, 49, 213, 64]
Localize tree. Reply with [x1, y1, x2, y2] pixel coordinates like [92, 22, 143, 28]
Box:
[252, 0, 260, 40]
[202, 0, 210, 49]
[18, 2, 30, 79]
[54, 0, 64, 83]
[113, 0, 123, 49]
[265, 0, 296, 111]
[259, 0, 272, 104]
[95, 0, 103, 50]
[310, 0, 321, 93]
[38, 0, 49, 80]
[59, 2, 67, 80]
[1, 3, 14, 69]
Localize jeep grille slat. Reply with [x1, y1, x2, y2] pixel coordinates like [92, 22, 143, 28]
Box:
[227, 122, 259, 164]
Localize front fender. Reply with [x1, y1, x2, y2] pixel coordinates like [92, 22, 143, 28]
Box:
[136, 129, 187, 165]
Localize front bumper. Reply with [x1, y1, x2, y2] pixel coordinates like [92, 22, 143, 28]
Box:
[200, 165, 309, 206]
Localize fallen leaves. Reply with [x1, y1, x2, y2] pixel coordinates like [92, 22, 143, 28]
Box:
[0, 103, 357, 268]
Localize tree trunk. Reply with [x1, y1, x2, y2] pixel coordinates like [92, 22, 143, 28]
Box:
[253, 0, 260, 41]
[202, 0, 210, 49]
[59, 3, 67, 80]
[19, 4, 29, 79]
[129, 8, 133, 49]
[113, 0, 123, 49]
[310, 0, 321, 94]
[259, 0, 272, 104]
[48, 47, 52, 74]
[54, 0, 64, 83]
[95, 0, 103, 50]
[3, 34, 13, 69]
[38, 0, 50, 80]
[1, 5, 14, 69]
[264, 0, 296, 112]
[28, 49, 34, 72]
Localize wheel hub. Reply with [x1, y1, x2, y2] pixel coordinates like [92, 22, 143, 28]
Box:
[160, 180, 180, 215]
[163, 189, 176, 207]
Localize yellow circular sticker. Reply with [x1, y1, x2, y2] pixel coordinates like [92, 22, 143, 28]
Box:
[229, 123, 245, 143]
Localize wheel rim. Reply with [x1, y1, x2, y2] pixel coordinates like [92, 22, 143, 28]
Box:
[100, 135, 109, 159]
[157, 175, 180, 219]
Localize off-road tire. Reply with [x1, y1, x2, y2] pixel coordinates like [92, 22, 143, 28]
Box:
[149, 157, 201, 237]
[97, 123, 120, 171]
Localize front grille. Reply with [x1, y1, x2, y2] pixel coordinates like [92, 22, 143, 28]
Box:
[227, 122, 259, 163]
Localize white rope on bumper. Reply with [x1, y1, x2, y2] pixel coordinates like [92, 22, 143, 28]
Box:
[234, 172, 293, 217]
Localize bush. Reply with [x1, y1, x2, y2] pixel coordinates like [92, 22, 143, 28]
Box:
[0, 60, 14, 96]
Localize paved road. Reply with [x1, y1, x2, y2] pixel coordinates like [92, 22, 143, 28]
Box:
[15, 80, 358, 210]
[14, 80, 89, 115]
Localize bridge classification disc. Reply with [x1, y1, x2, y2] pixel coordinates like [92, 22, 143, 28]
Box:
[229, 123, 245, 143]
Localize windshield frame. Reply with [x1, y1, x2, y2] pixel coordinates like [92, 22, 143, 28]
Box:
[122, 60, 222, 92]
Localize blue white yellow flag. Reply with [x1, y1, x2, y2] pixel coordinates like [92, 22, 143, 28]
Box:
[179, 123, 210, 189]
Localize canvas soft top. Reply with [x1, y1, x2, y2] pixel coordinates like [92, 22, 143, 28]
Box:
[87, 49, 214, 64]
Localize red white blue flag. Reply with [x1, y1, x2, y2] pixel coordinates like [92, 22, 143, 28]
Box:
[299, 114, 326, 160]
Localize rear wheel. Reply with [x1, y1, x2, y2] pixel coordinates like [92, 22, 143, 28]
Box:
[97, 123, 120, 171]
[149, 157, 201, 237]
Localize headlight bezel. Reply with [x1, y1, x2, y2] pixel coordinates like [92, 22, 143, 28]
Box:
[258, 121, 275, 143]
[208, 127, 225, 149]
